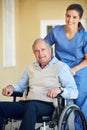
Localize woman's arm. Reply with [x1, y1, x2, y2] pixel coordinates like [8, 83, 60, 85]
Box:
[71, 54, 87, 75]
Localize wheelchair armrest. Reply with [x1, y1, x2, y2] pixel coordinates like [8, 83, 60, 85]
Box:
[11, 91, 23, 102]
[11, 86, 29, 102]
[56, 94, 65, 108]
[11, 91, 23, 97]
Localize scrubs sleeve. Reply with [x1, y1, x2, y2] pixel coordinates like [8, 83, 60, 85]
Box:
[44, 28, 56, 45]
[84, 32, 87, 54]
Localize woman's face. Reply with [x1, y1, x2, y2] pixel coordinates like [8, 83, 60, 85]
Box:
[65, 10, 81, 29]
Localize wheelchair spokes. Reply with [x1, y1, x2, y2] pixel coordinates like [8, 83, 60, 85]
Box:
[58, 104, 87, 130]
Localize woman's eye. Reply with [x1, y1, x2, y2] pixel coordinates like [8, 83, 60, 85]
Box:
[66, 14, 79, 19]
[66, 14, 70, 18]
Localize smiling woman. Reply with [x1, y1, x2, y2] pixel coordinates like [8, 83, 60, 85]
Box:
[44, 3, 87, 130]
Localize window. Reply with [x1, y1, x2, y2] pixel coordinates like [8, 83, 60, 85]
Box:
[2, 0, 16, 67]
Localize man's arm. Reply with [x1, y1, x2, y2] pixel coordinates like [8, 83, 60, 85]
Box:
[58, 63, 78, 99]
[47, 63, 78, 99]
[13, 68, 29, 92]
[2, 68, 29, 96]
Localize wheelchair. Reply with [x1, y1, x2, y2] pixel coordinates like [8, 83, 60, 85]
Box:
[3, 90, 87, 130]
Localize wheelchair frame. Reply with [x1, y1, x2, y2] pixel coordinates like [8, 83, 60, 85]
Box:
[3, 91, 87, 130]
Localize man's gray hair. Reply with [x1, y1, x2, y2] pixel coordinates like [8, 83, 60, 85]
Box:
[32, 38, 51, 52]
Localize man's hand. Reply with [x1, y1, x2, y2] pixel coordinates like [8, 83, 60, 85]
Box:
[47, 87, 62, 98]
[2, 85, 14, 96]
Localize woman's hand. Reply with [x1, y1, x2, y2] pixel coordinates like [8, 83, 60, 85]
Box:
[71, 66, 79, 76]
[71, 54, 87, 76]
[2, 85, 14, 96]
[71, 68, 76, 76]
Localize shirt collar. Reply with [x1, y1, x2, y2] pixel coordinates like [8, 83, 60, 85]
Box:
[34, 56, 59, 68]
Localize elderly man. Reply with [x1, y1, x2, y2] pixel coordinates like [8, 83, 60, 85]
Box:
[0, 38, 78, 130]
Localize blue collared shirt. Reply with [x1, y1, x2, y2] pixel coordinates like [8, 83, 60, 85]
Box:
[13, 57, 78, 99]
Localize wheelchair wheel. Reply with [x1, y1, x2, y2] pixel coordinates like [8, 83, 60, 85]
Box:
[58, 104, 86, 130]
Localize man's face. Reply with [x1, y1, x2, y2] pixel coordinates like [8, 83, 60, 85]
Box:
[33, 41, 51, 67]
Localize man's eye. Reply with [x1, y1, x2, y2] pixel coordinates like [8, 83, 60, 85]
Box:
[34, 50, 39, 53]
[42, 49, 45, 51]
[73, 16, 77, 19]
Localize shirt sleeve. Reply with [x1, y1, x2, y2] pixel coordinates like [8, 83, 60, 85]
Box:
[58, 63, 78, 99]
[13, 68, 29, 92]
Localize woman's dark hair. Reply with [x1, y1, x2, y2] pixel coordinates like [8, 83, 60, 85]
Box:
[66, 4, 84, 30]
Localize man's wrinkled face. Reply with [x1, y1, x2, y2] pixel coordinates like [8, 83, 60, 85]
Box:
[33, 41, 51, 66]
